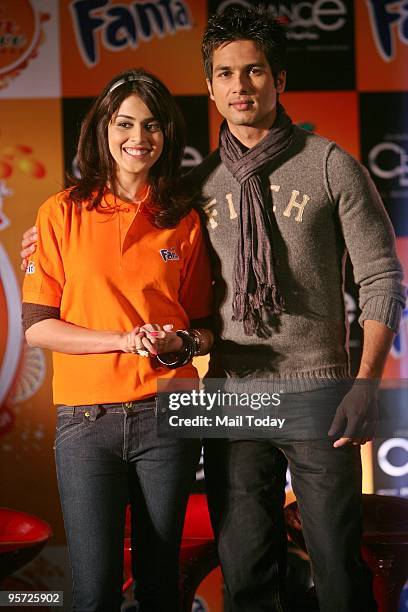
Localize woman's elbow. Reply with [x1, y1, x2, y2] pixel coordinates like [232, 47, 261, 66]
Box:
[25, 326, 40, 347]
[24, 321, 49, 348]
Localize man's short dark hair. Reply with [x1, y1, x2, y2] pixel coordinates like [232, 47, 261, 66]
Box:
[202, 5, 287, 83]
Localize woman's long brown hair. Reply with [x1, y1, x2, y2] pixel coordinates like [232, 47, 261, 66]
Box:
[67, 68, 190, 227]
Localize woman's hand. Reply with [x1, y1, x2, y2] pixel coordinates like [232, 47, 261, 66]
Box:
[120, 326, 142, 353]
[120, 324, 183, 356]
[139, 323, 183, 355]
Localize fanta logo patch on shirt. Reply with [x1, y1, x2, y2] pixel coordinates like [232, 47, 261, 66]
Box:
[26, 261, 36, 275]
[160, 248, 180, 262]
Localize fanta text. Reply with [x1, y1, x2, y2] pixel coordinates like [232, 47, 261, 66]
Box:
[70, 0, 192, 67]
[160, 248, 180, 262]
[366, 0, 408, 61]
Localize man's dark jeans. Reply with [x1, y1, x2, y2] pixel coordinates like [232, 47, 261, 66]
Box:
[204, 437, 377, 612]
[54, 401, 201, 612]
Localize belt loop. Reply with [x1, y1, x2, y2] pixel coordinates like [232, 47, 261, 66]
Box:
[86, 405, 100, 421]
[123, 401, 135, 414]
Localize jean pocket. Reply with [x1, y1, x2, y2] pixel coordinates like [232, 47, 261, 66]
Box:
[54, 409, 89, 449]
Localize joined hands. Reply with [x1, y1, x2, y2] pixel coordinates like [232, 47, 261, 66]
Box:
[121, 323, 183, 356]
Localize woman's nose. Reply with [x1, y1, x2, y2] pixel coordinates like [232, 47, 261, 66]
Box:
[128, 124, 145, 143]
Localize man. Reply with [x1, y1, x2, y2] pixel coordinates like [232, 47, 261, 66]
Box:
[20, 6, 404, 612]
[186, 6, 404, 612]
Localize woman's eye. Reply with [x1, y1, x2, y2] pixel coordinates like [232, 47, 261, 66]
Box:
[145, 123, 161, 132]
[117, 121, 132, 128]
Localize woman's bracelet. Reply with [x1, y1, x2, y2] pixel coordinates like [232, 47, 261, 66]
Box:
[188, 328, 203, 356]
[156, 330, 196, 369]
[156, 329, 208, 369]
[188, 328, 214, 356]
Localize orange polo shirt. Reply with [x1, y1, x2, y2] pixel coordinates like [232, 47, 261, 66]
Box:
[22, 190, 212, 405]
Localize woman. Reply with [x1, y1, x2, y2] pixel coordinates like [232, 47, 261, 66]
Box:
[22, 68, 213, 612]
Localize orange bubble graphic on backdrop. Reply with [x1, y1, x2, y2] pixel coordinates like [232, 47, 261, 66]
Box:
[16, 158, 46, 179]
[0, 160, 12, 179]
[0, 145, 46, 179]
[0, 0, 49, 89]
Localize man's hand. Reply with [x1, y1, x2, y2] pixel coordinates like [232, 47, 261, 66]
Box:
[329, 320, 395, 448]
[328, 380, 379, 448]
[21, 226, 38, 271]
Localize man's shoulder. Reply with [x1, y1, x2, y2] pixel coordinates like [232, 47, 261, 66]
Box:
[292, 124, 333, 151]
[290, 126, 366, 176]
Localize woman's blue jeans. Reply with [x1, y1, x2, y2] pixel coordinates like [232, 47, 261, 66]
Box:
[54, 401, 201, 612]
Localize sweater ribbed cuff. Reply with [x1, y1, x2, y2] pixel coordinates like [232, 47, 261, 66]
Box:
[22, 302, 60, 333]
[359, 294, 405, 333]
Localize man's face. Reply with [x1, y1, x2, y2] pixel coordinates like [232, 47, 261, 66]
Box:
[207, 39, 286, 132]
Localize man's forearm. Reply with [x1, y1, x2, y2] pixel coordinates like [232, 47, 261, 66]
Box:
[357, 319, 395, 379]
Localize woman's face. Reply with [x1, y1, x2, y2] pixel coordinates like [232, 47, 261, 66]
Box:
[108, 94, 164, 184]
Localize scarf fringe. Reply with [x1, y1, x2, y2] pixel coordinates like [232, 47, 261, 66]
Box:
[232, 285, 285, 336]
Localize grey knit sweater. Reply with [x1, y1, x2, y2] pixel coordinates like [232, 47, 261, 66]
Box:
[187, 126, 405, 385]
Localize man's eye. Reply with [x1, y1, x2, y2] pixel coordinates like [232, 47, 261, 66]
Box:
[249, 67, 262, 75]
[217, 71, 231, 78]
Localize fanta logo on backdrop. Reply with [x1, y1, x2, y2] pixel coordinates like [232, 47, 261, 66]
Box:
[0, 11, 27, 49]
[0, 0, 49, 90]
[368, 142, 408, 186]
[70, 0, 192, 67]
[366, 0, 408, 61]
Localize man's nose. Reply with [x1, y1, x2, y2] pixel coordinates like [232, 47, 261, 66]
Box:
[232, 72, 251, 94]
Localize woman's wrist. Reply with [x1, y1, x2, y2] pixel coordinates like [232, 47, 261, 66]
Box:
[117, 332, 132, 353]
[156, 328, 214, 368]
[161, 333, 183, 353]
[118, 330, 140, 353]
[156, 331, 194, 368]
[118, 326, 214, 359]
